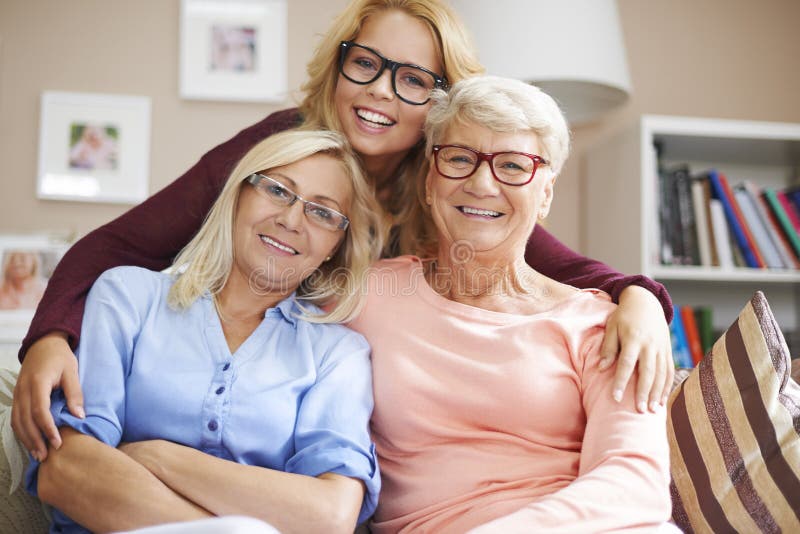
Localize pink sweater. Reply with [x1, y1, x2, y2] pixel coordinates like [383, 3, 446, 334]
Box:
[349, 257, 672, 533]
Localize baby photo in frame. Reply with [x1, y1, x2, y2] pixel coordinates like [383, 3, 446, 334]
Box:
[179, 0, 288, 102]
[37, 91, 151, 205]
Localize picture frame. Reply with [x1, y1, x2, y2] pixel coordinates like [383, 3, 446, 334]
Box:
[0, 234, 71, 344]
[37, 91, 151, 204]
[179, 0, 288, 102]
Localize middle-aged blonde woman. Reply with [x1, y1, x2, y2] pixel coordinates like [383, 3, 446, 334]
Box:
[347, 76, 673, 533]
[14, 0, 673, 466]
[25, 129, 384, 534]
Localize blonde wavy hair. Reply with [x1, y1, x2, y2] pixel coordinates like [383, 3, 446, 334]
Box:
[298, 0, 484, 256]
[168, 129, 385, 323]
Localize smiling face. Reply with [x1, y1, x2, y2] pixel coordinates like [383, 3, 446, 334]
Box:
[231, 153, 352, 297]
[334, 9, 442, 177]
[426, 121, 555, 263]
[4, 252, 38, 281]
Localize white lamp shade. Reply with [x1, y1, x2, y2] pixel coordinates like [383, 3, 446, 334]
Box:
[450, 0, 632, 124]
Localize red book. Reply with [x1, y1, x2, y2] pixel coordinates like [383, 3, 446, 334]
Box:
[756, 191, 800, 267]
[680, 306, 704, 366]
[717, 172, 767, 268]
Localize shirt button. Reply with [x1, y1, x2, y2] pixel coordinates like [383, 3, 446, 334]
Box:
[223, 363, 230, 371]
[207, 419, 218, 431]
[215, 386, 225, 395]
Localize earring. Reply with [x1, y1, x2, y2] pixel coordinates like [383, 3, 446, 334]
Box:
[325, 256, 332, 262]
[425, 195, 432, 205]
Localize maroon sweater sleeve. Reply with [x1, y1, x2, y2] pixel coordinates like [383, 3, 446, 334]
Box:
[526, 225, 673, 323]
[20, 108, 302, 360]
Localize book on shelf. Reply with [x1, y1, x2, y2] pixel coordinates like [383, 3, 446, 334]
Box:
[762, 188, 800, 260]
[733, 185, 786, 269]
[706, 170, 766, 268]
[777, 190, 800, 235]
[674, 166, 700, 265]
[784, 186, 800, 218]
[693, 306, 714, 355]
[709, 198, 735, 268]
[659, 165, 693, 265]
[657, 165, 675, 265]
[743, 181, 799, 269]
[691, 178, 714, 266]
[680, 306, 704, 366]
[669, 308, 694, 368]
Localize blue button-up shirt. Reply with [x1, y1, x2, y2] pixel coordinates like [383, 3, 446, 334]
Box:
[26, 266, 379, 533]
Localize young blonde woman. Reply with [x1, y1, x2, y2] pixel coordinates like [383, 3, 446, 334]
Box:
[13, 0, 674, 463]
[26, 129, 384, 533]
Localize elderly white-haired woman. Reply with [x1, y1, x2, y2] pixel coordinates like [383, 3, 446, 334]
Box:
[349, 76, 673, 533]
[26, 129, 384, 534]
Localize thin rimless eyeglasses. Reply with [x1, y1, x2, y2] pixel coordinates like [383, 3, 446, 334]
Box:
[246, 174, 350, 231]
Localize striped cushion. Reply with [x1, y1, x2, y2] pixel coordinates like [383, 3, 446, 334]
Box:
[667, 291, 800, 533]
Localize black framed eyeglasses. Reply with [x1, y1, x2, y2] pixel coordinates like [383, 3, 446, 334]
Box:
[338, 41, 448, 105]
[432, 145, 548, 186]
[246, 174, 350, 231]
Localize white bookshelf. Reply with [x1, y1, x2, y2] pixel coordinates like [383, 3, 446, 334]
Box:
[585, 115, 800, 336]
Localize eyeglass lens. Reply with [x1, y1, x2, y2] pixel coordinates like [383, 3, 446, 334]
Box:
[249, 175, 349, 231]
[435, 146, 539, 185]
[340, 42, 439, 105]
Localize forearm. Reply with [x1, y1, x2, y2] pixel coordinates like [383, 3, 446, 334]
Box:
[527, 226, 673, 322]
[129, 440, 363, 534]
[468, 458, 671, 533]
[37, 429, 210, 532]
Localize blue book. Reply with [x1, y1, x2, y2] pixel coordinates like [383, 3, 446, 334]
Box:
[785, 186, 800, 216]
[706, 170, 760, 268]
[669, 306, 694, 368]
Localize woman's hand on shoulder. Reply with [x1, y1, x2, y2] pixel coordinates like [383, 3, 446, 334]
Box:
[11, 332, 84, 461]
[597, 285, 674, 413]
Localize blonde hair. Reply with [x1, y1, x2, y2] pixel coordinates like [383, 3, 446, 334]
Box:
[298, 0, 484, 256]
[168, 129, 385, 323]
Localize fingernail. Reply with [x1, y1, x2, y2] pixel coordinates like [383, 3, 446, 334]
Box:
[637, 401, 647, 413]
[661, 395, 668, 406]
[649, 401, 659, 412]
[30, 450, 39, 462]
[612, 389, 623, 402]
[76, 406, 86, 419]
[52, 440, 62, 450]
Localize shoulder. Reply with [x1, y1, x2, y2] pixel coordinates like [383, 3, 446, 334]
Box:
[246, 108, 302, 137]
[91, 266, 170, 306]
[367, 255, 423, 286]
[544, 287, 616, 336]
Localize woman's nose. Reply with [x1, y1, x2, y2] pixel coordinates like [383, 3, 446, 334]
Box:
[366, 69, 395, 101]
[276, 200, 306, 232]
[463, 161, 500, 197]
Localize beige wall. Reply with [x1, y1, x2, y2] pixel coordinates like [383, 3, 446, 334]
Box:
[1, 0, 798, 257]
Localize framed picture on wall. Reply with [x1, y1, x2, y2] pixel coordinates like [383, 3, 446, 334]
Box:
[37, 91, 151, 204]
[0, 234, 71, 343]
[179, 0, 288, 102]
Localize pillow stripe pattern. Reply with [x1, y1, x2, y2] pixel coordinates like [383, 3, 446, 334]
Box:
[668, 291, 800, 533]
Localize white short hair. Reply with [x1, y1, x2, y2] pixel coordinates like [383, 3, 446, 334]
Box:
[424, 75, 570, 176]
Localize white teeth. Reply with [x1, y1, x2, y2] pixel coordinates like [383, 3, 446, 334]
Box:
[461, 206, 501, 217]
[356, 109, 395, 126]
[260, 235, 297, 254]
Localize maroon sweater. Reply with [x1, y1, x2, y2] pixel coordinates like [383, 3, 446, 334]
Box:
[20, 108, 672, 359]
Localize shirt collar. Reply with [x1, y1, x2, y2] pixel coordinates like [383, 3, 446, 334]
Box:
[269, 292, 325, 328]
